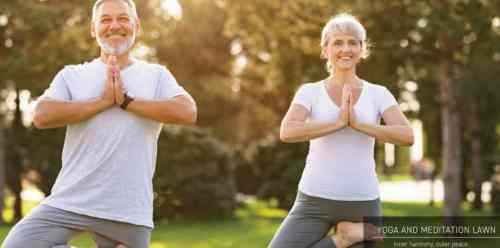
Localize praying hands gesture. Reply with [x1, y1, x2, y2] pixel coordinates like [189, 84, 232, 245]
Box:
[102, 55, 125, 107]
[280, 82, 413, 145]
[337, 84, 359, 129]
[336, 84, 413, 145]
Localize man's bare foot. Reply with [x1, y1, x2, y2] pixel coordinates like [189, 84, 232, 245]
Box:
[331, 221, 382, 248]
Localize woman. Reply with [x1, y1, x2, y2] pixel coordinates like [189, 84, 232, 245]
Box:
[269, 13, 414, 248]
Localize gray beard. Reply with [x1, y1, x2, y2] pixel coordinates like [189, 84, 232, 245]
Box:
[97, 34, 135, 56]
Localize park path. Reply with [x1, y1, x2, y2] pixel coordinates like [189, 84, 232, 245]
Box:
[379, 179, 492, 203]
[22, 179, 492, 203]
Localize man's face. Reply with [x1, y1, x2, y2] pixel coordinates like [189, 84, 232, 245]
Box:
[91, 0, 139, 55]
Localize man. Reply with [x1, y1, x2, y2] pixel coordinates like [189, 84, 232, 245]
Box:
[2, 0, 197, 247]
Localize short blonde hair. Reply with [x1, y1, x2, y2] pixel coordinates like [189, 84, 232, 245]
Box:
[320, 14, 370, 73]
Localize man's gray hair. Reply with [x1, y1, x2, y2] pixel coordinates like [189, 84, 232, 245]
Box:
[92, 0, 139, 22]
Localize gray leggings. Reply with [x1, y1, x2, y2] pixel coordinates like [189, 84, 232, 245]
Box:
[268, 191, 381, 248]
[2, 204, 152, 248]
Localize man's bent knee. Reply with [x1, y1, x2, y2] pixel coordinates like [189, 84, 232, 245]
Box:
[3, 236, 59, 248]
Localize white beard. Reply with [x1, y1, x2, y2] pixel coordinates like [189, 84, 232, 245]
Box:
[96, 32, 136, 56]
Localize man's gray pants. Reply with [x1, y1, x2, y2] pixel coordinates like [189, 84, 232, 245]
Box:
[268, 191, 381, 248]
[2, 204, 151, 248]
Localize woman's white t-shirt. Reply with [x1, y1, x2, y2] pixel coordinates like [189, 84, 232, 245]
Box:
[291, 80, 398, 201]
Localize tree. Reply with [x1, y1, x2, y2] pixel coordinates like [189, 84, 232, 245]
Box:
[359, 0, 500, 215]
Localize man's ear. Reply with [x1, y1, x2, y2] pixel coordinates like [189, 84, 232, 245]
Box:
[135, 18, 141, 36]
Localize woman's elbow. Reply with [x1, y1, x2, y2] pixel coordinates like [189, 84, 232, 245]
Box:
[402, 129, 415, 146]
[279, 132, 289, 142]
[279, 130, 296, 143]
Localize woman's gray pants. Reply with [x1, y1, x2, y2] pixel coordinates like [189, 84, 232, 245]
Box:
[268, 191, 381, 248]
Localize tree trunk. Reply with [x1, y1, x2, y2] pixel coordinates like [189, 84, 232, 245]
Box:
[0, 128, 5, 224]
[6, 88, 24, 222]
[439, 61, 463, 216]
[469, 101, 483, 210]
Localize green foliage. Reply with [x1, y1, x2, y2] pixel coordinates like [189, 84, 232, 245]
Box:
[237, 134, 308, 209]
[154, 126, 237, 219]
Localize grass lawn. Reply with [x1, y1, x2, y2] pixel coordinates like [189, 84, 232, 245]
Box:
[0, 201, 492, 247]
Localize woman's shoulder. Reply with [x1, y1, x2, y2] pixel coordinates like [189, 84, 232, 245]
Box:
[362, 80, 391, 93]
[297, 80, 325, 91]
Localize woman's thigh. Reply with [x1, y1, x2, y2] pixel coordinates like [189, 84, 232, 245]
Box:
[268, 192, 335, 248]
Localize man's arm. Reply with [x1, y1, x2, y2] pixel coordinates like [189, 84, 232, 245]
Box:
[33, 59, 116, 129]
[124, 94, 197, 125]
[33, 98, 113, 129]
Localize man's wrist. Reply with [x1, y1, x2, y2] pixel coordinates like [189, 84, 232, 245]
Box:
[98, 97, 114, 109]
[120, 92, 134, 110]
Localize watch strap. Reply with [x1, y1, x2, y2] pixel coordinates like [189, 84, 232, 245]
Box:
[120, 93, 134, 110]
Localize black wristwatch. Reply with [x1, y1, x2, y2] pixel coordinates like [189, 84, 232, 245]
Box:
[120, 92, 135, 110]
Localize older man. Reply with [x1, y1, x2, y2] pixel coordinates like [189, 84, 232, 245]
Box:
[2, 0, 197, 247]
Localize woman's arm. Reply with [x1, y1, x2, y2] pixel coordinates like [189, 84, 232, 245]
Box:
[350, 104, 414, 146]
[279, 104, 347, 143]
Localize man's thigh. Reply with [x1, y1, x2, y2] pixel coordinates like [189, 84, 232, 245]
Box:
[90, 219, 151, 248]
[2, 205, 83, 248]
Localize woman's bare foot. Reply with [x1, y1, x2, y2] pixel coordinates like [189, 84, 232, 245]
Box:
[331, 221, 382, 248]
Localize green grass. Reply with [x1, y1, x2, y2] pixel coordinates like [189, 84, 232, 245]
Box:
[0, 200, 493, 247]
[378, 174, 413, 182]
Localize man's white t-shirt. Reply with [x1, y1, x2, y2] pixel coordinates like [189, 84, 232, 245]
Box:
[291, 80, 398, 201]
[40, 58, 188, 228]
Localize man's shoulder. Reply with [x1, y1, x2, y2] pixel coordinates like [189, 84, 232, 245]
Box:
[132, 59, 169, 72]
[60, 58, 102, 74]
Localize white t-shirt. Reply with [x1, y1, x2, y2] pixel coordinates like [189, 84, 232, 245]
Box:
[40, 58, 188, 228]
[292, 80, 398, 201]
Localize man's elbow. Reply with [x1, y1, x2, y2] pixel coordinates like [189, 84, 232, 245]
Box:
[187, 107, 197, 125]
[32, 113, 51, 129]
[180, 106, 197, 125]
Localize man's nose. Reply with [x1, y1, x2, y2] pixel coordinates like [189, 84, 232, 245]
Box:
[108, 19, 121, 30]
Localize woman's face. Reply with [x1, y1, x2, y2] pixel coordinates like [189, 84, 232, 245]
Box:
[323, 32, 363, 71]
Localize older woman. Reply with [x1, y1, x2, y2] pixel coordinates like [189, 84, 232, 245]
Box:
[269, 13, 414, 248]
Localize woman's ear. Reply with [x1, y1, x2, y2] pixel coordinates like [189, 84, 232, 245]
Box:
[320, 47, 327, 59]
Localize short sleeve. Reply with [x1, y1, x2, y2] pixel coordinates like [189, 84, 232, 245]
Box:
[155, 67, 188, 99]
[378, 86, 398, 114]
[40, 68, 71, 101]
[291, 84, 314, 111]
